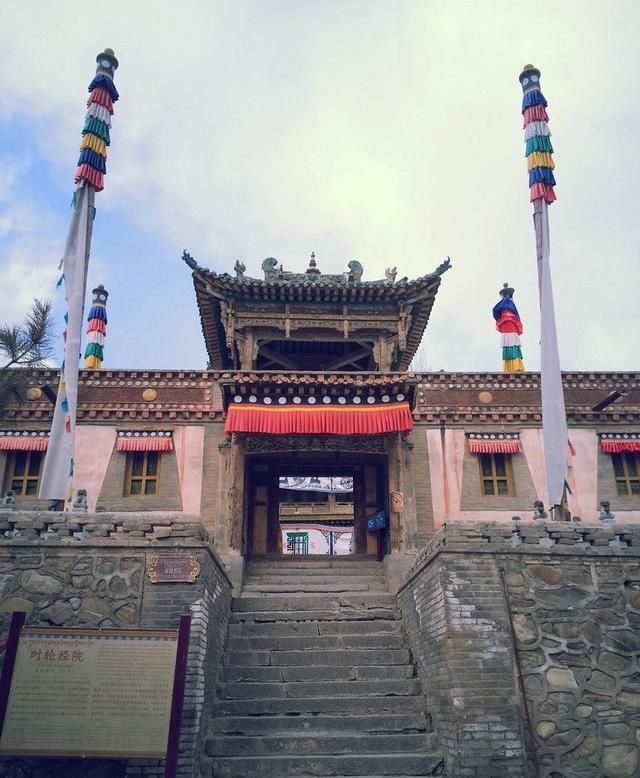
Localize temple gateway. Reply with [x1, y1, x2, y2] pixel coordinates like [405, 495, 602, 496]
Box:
[1, 252, 639, 778]
[185, 251, 452, 578]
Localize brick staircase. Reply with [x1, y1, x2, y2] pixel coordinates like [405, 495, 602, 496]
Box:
[206, 558, 443, 777]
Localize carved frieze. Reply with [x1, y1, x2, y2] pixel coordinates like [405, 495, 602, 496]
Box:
[241, 434, 392, 454]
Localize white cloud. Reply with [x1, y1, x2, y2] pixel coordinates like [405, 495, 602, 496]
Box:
[0, 152, 62, 323]
[0, 1, 638, 369]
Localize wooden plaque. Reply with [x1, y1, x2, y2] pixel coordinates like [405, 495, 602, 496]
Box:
[146, 554, 201, 583]
[0, 627, 178, 759]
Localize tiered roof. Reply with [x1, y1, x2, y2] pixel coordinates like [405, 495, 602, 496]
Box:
[184, 252, 451, 370]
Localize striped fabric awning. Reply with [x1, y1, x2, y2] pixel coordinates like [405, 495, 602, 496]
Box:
[116, 431, 173, 452]
[600, 433, 640, 454]
[467, 433, 521, 455]
[0, 432, 49, 451]
[225, 399, 413, 437]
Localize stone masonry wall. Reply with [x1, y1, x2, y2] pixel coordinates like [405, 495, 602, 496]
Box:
[398, 520, 640, 778]
[0, 511, 232, 778]
[398, 533, 526, 778]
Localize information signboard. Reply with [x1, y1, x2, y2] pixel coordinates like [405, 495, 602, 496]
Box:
[0, 614, 190, 777]
[367, 510, 387, 531]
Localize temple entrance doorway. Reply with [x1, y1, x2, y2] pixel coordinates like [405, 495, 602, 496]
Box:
[245, 453, 386, 559]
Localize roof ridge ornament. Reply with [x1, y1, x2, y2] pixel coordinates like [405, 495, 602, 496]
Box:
[182, 250, 198, 270]
[262, 256, 278, 280]
[306, 251, 321, 275]
[347, 259, 363, 282]
[435, 256, 452, 276]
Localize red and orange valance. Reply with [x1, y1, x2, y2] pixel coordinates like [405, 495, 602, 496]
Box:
[225, 398, 413, 437]
[0, 431, 49, 451]
[600, 433, 640, 454]
[117, 431, 174, 452]
[467, 432, 521, 455]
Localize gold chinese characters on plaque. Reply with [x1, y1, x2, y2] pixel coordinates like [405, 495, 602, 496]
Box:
[0, 628, 178, 759]
[146, 554, 201, 584]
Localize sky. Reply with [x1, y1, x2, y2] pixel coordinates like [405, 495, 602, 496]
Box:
[0, 0, 638, 373]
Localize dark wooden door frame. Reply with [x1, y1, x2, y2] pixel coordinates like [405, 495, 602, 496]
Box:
[245, 452, 388, 559]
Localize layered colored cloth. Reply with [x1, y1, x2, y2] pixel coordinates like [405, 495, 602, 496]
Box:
[116, 431, 174, 452]
[600, 433, 640, 454]
[468, 433, 521, 455]
[84, 285, 108, 369]
[0, 431, 49, 451]
[492, 294, 524, 372]
[76, 71, 119, 191]
[39, 50, 119, 503]
[225, 395, 413, 437]
[521, 72, 556, 204]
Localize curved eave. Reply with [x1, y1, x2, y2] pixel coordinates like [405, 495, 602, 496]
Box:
[192, 266, 446, 369]
[193, 268, 442, 303]
[193, 273, 233, 369]
[398, 276, 443, 370]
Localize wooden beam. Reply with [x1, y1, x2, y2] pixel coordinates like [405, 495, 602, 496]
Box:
[258, 346, 299, 369]
[323, 347, 371, 371]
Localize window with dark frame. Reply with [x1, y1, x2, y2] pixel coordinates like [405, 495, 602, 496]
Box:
[612, 453, 640, 496]
[124, 451, 160, 496]
[478, 453, 514, 496]
[3, 451, 43, 496]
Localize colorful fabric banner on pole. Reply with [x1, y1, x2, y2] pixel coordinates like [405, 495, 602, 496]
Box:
[39, 50, 119, 503]
[84, 285, 109, 369]
[519, 64, 568, 509]
[492, 283, 524, 372]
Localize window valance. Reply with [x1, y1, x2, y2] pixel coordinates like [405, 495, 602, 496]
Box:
[467, 432, 521, 455]
[0, 431, 49, 451]
[600, 433, 640, 454]
[116, 431, 174, 452]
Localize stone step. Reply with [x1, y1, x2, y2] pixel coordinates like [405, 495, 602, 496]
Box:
[233, 594, 396, 612]
[228, 619, 402, 638]
[246, 560, 384, 572]
[242, 581, 388, 594]
[209, 753, 445, 777]
[230, 609, 400, 623]
[223, 649, 411, 667]
[217, 679, 421, 700]
[208, 733, 434, 757]
[213, 695, 428, 717]
[244, 571, 387, 582]
[226, 633, 405, 651]
[211, 713, 430, 736]
[220, 664, 415, 682]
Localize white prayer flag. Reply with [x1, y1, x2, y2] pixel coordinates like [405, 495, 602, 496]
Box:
[534, 199, 568, 505]
[39, 184, 94, 501]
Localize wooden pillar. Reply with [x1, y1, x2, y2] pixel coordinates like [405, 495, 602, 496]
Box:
[235, 332, 259, 370]
[388, 433, 408, 551]
[216, 435, 245, 552]
[372, 337, 397, 372]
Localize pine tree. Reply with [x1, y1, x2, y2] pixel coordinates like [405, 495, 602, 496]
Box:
[0, 300, 54, 410]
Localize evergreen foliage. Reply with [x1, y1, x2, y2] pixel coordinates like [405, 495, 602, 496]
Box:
[0, 300, 55, 410]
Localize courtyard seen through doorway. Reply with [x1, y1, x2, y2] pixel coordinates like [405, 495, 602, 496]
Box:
[245, 454, 385, 558]
[279, 474, 354, 556]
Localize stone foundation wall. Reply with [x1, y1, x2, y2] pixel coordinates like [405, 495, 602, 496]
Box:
[0, 511, 232, 778]
[398, 521, 640, 778]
